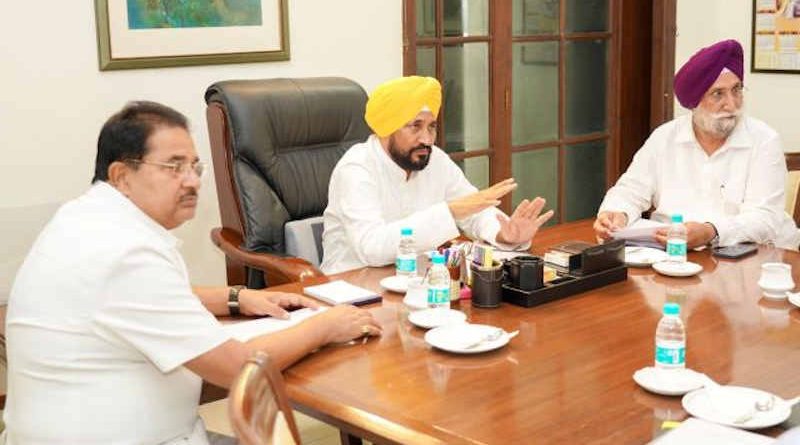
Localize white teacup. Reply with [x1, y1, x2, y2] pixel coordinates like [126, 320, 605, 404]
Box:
[404, 277, 428, 310]
[758, 262, 795, 299]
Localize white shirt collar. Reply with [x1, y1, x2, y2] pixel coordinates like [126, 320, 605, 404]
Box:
[675, 113, 754, 153]
[89, 181, 181, 248]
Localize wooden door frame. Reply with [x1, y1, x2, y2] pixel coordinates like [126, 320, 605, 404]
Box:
[651, 0, 677, 131]
[401, 0, 677, 209]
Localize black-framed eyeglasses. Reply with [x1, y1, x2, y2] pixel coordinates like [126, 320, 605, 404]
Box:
[127, 159, 206, 178]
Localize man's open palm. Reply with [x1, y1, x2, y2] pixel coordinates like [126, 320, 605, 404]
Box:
[496, 197, 554, 245]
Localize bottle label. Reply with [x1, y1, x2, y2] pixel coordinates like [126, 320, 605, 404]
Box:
[427, 285, 450, 305]
[666, 240, 687, 257]
[655, 342, 685, 366]
[396, 257, 417, 274]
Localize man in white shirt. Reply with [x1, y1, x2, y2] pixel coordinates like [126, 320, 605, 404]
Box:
[321, 76, 554, 274]
[4, 101, 381, 444]
[594, 39, 799, 250]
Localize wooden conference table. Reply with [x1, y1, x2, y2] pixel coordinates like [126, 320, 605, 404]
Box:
[257, 220, 800, 444]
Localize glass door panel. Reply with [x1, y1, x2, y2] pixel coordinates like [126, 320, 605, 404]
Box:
[512, 42, 559, 145]
[416, 0, 436, 37]
[459, 156, 490, 189]
[443, 0, 489, 36]
[417, 46, 436, 77]
[443, 43, 489, 153]
[566, 0, 609, 32]
[512, 0, 559, 35]
[565, 39, 608, 137]
[512, 149, 558, 224]
[564, 141, 606, 222]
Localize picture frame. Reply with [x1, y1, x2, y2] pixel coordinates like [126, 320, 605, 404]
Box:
[752, 0, 800, 73]
[94, 0, 289, 71]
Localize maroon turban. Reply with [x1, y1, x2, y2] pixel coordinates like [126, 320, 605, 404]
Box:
[673, 39, 744, 109]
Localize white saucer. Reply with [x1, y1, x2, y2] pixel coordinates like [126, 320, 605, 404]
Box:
[758, 281, 792, 300]
[625, 247, 668, 268]
[788, 292, 800, 308]
[652, 261, 703, 277]
[682, 386, 791, 430]
[407, 308, 467, 329]
[379, 275, 409, 293]
[633, 367, 706, 396]
[425, 323, 511, 354]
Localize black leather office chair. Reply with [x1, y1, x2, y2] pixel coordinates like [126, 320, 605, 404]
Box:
[204, 78, 370, 287]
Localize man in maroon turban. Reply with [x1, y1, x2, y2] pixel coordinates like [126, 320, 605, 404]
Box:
[593, 39, 799, 250]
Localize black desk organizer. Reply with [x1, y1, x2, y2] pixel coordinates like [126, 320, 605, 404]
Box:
[502, 239, 627, 308]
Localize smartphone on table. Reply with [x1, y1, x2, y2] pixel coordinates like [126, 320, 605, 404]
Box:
[711, 243, 758, 259]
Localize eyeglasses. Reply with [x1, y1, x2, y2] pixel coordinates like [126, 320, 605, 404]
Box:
[127, 159, 206, 178]
[706, 84, 745, 104]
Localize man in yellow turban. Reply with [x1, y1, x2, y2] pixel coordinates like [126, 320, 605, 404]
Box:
[320, 76, 554, 274]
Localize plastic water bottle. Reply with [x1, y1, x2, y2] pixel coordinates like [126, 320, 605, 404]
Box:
[395, 228, 417, 277]
[427, 253, 450, 310]
[655, 302, 686, 369]
[666, 214, 687, 263]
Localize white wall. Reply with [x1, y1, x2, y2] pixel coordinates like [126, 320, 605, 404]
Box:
[0, 1, 402, 295]
[676, 0, 800, 151]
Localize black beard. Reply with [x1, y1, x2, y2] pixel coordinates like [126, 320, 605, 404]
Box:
[388, 141, 432, 171]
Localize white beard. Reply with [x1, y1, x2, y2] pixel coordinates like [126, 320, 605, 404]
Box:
[692, 107, 742, 139]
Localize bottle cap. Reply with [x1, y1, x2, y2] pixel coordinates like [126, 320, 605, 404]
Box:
[431, 253, 445, 265]
[401, 227, 413, 236]
[663, 302, 680, 316]
[671, 214, 684, 223]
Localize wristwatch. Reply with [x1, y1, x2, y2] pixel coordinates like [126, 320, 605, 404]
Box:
[705, 222, 720, 247]
[228, 285, 246, 316]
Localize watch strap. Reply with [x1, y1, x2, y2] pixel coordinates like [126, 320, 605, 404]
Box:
[705, 222, 720, 247]
[228, 285, 245, 316]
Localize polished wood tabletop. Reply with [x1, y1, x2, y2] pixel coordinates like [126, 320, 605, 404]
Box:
[270, 220, 800, 444]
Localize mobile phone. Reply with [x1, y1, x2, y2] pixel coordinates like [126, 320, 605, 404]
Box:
[712, 243, 758, 259]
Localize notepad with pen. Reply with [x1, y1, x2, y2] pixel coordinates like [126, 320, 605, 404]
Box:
[303, 280, 382, 306]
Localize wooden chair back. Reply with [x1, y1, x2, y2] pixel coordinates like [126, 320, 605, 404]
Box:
[229, 352, 301, 445]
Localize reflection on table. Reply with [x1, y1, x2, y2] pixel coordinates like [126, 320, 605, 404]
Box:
[255, 219, 800, 444]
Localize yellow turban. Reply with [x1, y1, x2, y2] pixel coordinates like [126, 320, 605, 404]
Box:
[365, 76, 442, 137]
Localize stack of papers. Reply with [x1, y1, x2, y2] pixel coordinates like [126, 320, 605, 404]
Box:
[222, 307, 327, 341]
[649, 418, 773, 445]
[303, 280, 381, 306]
[611, 219, 668, 249]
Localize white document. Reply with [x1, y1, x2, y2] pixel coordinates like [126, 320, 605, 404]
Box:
[611, 219, 668, 248]
[222, 307, 328, 341]
[303, 280, 381, 305]
[649, 418, 774, 445]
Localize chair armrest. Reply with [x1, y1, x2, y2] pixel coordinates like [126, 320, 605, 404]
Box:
[211, 228, 325, 286]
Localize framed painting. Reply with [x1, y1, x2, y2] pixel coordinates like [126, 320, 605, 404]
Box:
[752, 0, 800, 73]
[95, 0, 289, 71]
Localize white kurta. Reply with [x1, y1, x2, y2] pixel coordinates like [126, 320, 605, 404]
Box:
[4, 182, 231, 445]
[321, 135, 524, 274]
[598, 114, 799, 249]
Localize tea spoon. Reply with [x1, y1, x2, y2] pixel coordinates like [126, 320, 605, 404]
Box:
[465, 329, 519, 349]
[753, 395, 800, 412]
